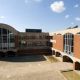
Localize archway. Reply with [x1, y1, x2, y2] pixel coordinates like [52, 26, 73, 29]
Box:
[55, 52, 62, 57]
[63, 55, 73, 63]
[74, 62, 80, 70]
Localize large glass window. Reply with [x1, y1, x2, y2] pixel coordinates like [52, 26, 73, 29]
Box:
[63, 33, 74, 56]
[0, 28, 15, 50]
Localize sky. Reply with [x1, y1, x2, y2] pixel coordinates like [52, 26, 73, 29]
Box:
[0, 0, 80, 32]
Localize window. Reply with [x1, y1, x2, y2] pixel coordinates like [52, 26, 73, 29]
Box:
[0, 28, 1, 35]
[0, 37, 2, 43]
[63, 33, 74, 56]
[0, 28, 15, 50]
[10, 33, 15, 43]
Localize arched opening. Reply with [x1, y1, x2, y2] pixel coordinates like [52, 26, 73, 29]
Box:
[74, 62, 80, 70]
[0, 51, 5, 57]
[63, 55, 73, 63]
[55, 52, 61, 57]
[6, 51, 16, 57]
[52, 50, 55, 55]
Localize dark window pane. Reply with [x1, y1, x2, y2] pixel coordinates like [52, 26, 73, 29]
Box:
[0, 28, 1, 35]
[3, 36, 7, 43]
[71, 39, 73, 46]
[72, 35, 74, 39]
[0, 37, 2, 43]
[2, 29, 7, 34]
[63, 39, 65, 44]
[71, 46, 73, 52]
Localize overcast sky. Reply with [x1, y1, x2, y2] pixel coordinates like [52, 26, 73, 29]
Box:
[0, 0, 80, 32]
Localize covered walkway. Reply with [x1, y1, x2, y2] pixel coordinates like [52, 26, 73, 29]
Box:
[52, 48, 80, 70]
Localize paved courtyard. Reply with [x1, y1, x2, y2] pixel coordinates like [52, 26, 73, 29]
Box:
[0, 55, 73, 80]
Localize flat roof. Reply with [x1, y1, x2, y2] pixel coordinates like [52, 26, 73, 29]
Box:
[50, 27, 80, 35]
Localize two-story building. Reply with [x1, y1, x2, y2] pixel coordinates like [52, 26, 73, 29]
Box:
[51, 26, 80, 70]
[0, 23, 52, 56]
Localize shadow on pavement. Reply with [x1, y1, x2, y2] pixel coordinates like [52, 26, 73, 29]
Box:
[0, 55, 46, 62]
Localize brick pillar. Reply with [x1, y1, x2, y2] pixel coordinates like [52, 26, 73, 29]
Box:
[52, 50, 55, 55]
[63, 56, 73, 63]
[15, 35, 19, 48]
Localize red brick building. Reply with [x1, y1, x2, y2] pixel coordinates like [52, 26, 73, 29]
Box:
[51, 27, 80, 70]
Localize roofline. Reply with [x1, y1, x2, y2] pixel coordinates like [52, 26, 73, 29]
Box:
[0, 23, 19, 35]
[50, 27, 80, 35]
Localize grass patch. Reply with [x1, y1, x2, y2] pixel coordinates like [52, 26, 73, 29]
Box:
[46, 56, 59, 63]
[62, 70, 80, 80]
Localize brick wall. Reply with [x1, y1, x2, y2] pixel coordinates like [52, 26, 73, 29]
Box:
[15, 35, 19, 48]
[53, 34, 63, 52]
[74, 35, 80, 59]
[17, 49, 52, 55]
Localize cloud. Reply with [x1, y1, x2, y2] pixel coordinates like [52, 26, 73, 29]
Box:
[25, 0, 42, 4]
[75, 17, 80, 21]
[74, 4, 79, 8]
[50, 1, 66, 13]
[65, 15, 70, 19]
[0, 16, 5, 19]
[71, 22, 74, 25]
[25, 0, 28, 3]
